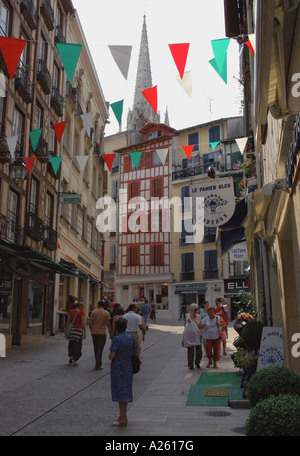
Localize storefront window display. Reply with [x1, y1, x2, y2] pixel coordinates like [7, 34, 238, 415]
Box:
[156, 284, 168, 310]
[0, 276, 12, 334]
[26, 280, 46, 335]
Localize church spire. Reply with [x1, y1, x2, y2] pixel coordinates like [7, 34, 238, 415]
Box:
[127, 15, 160, 132]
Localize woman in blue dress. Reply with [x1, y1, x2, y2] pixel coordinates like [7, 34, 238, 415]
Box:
[109, 317, 138, 426]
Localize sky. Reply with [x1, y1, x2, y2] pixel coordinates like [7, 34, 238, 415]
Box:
[71, 0, 243, 137]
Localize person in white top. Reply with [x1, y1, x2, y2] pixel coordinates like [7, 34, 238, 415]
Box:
[202, 307, 226, 369]
[183, 304, 204, 370]
[124, 304, 145, 359]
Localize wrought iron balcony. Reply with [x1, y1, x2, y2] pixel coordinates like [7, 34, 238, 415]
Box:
[47, 150, 60, 179]
[54, 25, 66, 44]
[180, 272, 195, 281]
[203, 269, 219, 279]
[40, 0, 54, 31]
[20, 0, 38, 30]
[37, 59, 52, 95]
[26, 212, 44, 242]
[15, 67, 33, 103]
[43, 225, 58, 251]
[51, 86, 64, 117]
[34, 135, 48, 161]
[172, 165, 205, 181]
[0, 214, 24, 246]
[66, 81, 77, 106]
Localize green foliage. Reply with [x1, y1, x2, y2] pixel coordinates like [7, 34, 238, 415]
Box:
[247, 366, 300, 408]
[235, 292, 257, 317]
[232, 348, 258, 370]
[240, 320, 263, 350]
[244, 394, 300, 436]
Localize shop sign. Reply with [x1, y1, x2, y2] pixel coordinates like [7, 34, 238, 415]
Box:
[257, 327, 284, 371]
[59, 193, 82, 204]
[229, 242, 248, 262]
[224, 278, 250, 294]
[191, 177, 235, 227]
[175, 283, 207, 295]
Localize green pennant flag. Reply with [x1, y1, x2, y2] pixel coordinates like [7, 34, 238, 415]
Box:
[130, 151, 142, 170]
[209, 38, 230, 84]
[110, 100, 124, 126]
[210, 141, 221, 151]
[29, 128, 42, 152]
[49, 156, 62, 175]
[55, 43, 83, 83]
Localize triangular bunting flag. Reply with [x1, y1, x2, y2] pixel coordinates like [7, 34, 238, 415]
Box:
[6, 135, 18, 159]
[246, 37, 255, 56]
[49, 156, 62, 175]
[110, 100, 124, 126]
[182, 145, 194, 160]
[23, 157, 36, 174]
[209, 38, 231, 84]
[55, 43, 83, 83]
[108, 45, 132, 80]
[54, 121, 67, 144]
[156, 148, 169, 166]
[76, 155, 89, 174]
[236, 137, 249, 154]
[175, 70, 192, 97]
[29, 128, 42, 152]
[142, 86, 158, 114]
[210, 141, 221, 151]
[80, 112, 93, 136]
[130, 151, 142, 170]
[103, 154, 116, 172]
[0, 37, 26, 79]
[168, 43, 190, 79]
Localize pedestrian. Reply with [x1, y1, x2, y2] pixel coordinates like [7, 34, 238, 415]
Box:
[178, 299, 187, 321]
[202, 307, 226, 369]
[214, 296, 231, 356]
[140, 299, 151, 330]
[199, 301, 210, 357]
[124, 303, 145, 360]
[66, 301, 86, 366]
[150, 299, 157, 322]
[111, 306, 125, 338]
[182, 303, 203, 370]
[89, 301, 111, 370]
[109, 317, 138, 427]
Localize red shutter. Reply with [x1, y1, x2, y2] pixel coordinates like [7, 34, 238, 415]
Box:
[127, 246, 131, 265]
[145, 151, 152, 168]
[132, 245, 140, 266]
[140, 151, 145, 169]
[157, 244, 164, 265]
[157, 177, 163, 198]
[150, 245, 155, 265]
[123, 154, 130, 173]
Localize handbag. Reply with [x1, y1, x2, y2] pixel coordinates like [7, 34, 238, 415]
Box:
[216, 318, 227, 340]
[65, 310, 79, 340]
[132, 354, 140, 374]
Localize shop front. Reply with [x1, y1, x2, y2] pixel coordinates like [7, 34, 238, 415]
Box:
[224, 277, 252, 319]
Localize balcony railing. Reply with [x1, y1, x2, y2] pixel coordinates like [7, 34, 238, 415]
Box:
[47, 150, 60, 178]
[0, 214, 24, 246]
[26, 212, 44, 242]
[15, 67, 33, 104]
[95, 145, 105, 167]
[51, 86, 64, 117]
[43, 225, 58, 251]
[203, 269, 219, 279]
[40, 0, 54, 31]
[203, 234, 216, 244]
[54, 25, 66, 43]
[180, 272, 195, 281]
[179, 236, 194, 246]
[20, 0, 38, 30]
[34, 135, 48, 161]
[66, 81, 77, 106]
[37, 59, 52, 95]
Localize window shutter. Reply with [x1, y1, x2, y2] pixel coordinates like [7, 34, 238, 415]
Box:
[150, 245, 155, 265]
[127, 246, 131, 265]
[156, 244, 163, 265]
[123, 154, 130, 173]
[145, 151, 152, 168]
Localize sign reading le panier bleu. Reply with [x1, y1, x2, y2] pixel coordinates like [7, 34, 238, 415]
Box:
[191, 177, 235, 227]
[257, 327, 284, 371]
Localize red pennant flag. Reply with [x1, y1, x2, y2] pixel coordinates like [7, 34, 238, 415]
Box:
[142, 86, 158, 114]
[103, 154, 116, 172]
[0, 37, 26, 79]
[54, 121, 67, 144]
[58, 243, 61, 249]
[182, 145, 194, 160]
[246, 41, 255, 56]
[23, 157, 36, 174]
[168, 43, 190, 79]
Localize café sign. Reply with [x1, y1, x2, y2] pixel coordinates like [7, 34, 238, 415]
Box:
[191, 177, 235, 227]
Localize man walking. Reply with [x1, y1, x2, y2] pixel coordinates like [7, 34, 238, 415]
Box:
[140, 299, 152, 330]
[89, 301, 111, 370]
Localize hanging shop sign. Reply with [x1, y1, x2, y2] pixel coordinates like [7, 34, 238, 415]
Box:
[59, 193, 82, 204]
[257, 327, 284, 371]
[229, 242, 248, 262]
[191, 177, 235, 227]
[224, 278, 251, 295]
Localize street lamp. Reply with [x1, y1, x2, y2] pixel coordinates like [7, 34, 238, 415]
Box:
[11, 159, 28, 181]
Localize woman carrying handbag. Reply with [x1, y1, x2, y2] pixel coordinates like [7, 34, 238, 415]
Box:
[202, 307, 226, 369]
[66, 302, 86, 366]
[182, 304, 204, 370]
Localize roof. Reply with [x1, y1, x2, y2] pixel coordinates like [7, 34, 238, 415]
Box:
[174, 116, 243, 134]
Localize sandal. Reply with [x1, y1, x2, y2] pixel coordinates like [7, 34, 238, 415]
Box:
[112, 420, 128, 426]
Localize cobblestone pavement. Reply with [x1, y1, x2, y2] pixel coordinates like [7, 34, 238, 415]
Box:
[0, 320, 250, 437]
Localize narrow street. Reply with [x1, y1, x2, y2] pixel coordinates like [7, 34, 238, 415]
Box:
[0, 321, 249, 437]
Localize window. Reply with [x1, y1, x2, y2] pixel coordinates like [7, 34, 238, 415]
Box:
[209, 125, 220, 143]
[188, 132, 199, 152]
[0, 3, 11, 37]
[110, 244, 116, 268]
[29, 179, 39, 214]
[45, 193, 53, 227]
[151, 177, 163, 198]
[203, 150, 221, 172]
[203, 227, 217, 243]
[181, 219, 194, 241]
[52, 63, 59, 89]
[34, 104, 43, 130]
[128, 181, 139, 199]
[204, 250, 218, 270]
[148, 130, 161, 140]
[39, 34, 48, 62]
[49, 127, 56, 155]
[61, 180, 68, 220]
[12, 108, 24, 151]
[127, 245, 140, 266]
[19, 32, 29, 69]
[152, 150, 161, 166]
[181, 185, 191, 212]
[7, 189, 19, 242]
[181, 252, 194, 273]
[111, 179, 119, 200]
[150, 244, 164, 266]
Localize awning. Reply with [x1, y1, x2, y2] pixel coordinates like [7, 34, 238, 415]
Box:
[219, 228, 246, 256]
[175, 284, 207, 295]
[216, 198, 247, 256]
[101, 280, 111, 290]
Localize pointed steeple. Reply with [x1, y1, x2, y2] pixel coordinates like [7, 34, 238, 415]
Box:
[127, 15, 160, 132]
[164, 106, 170, 126]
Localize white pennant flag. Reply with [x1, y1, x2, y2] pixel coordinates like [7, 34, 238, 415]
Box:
[6, 135, 18, 159]
[108, 45, 132, 80]
[236, 137, 249, 154]
[248, 33, 255, 54]
[156, 148, 169, 166]
[80, 112, 93, 136]
[76, 155, 89, 174]
[176, 70, 192, 98]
